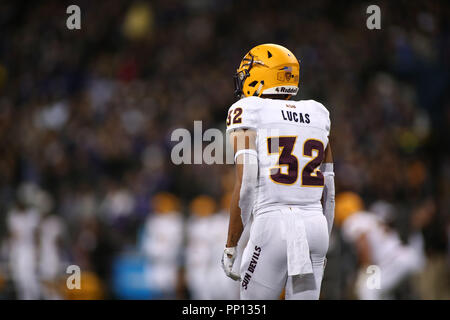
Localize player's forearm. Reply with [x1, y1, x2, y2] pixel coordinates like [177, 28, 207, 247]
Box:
[226, 130, 257, 247]
[321, 143, 335, 236]
[226, 183, 244, 247]
[356, 233, 372, 267]
[321, 162, 335, 236]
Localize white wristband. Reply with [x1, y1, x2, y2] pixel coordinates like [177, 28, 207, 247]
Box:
[320, 163, 334, 176]
[234, 149, 258, 163]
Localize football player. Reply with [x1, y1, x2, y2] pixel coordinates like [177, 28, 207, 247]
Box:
[7, 184, 42, 299]
[142, 193, 184, 298]
[186, 195, 218, 299]
[336, 192, 432, 299]
[221, 44, 335, 299]
[207, 193, 241, 299]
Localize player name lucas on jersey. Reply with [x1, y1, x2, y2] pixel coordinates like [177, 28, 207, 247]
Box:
[226, 97, 330, 134]
[280, 109, 311, 124]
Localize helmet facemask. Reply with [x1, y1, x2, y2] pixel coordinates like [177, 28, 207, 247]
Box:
[233, 54, 254, 99]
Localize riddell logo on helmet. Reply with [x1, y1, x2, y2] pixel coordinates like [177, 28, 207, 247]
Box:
[275, 87, 297, 94]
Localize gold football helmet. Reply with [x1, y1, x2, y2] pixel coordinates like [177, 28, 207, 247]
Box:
[189, 195, 217, 217]
[234, 43, 300, 99]
[335, 192, 364, 226]
[151, 192, 180, 214]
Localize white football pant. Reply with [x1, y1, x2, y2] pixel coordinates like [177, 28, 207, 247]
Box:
[239, 208, 329, 300]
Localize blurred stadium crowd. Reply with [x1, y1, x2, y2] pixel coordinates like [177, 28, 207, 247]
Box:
[0, 0, 449, 299]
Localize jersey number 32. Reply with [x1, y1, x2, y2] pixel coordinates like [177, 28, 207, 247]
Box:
[267, 136, 324, 187]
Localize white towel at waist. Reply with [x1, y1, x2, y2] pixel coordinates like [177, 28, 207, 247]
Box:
[279, 207, 313, 276]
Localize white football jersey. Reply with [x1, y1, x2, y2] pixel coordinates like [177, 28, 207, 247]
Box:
[342, 211, 409, 267]
[226, 96, 331, 215]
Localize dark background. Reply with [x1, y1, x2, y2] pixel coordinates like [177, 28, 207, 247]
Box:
[0, 0, 448, 299]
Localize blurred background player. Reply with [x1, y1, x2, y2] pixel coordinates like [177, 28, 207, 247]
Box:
[185, 194, 243, 299]
[185, 195, 217, 299]
[142, 193, 183, 299]
[6, 184, 42, 299]
[38, 191, 66, 300]
[335, 192, 434, 299]
[208, 193, 240, 299]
